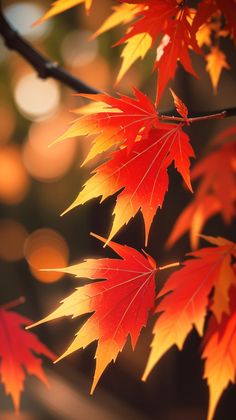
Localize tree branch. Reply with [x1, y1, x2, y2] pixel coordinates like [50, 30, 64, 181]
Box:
[1, 4, 236, 121]
[1, 296, 26, 310]
[0, 5, 99, 94]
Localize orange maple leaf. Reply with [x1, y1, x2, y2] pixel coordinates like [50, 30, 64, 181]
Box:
[0, 309, 55, 413]
[169, 88, 189, 124]
[143, 235, 236, 380]
[114, 1, 176, 85]
[206, 46, 230, 93]
[203, 284, 236, 420]
[62, 122, 194, 246]
[92, 3, 144, 39]
[155, 6, 201, 103]
[36, 0, 93, 24]
[54, 88, 159, 163]
[30, 233, 161, 393]
[167, 132, 236, 249]
[112, 1, 201, 103]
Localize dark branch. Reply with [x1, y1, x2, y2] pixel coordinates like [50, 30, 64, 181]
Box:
[0, 4, 236, 120]
[0, 6, 99, 94]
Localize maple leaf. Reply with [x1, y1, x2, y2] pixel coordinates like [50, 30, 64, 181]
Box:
[206, 46, 230, 93]
[169, 88, 189, 124]
[196, 21, 212, 48]
[203, 284, 236, 420]
[93, 3, 144, 39]
[0, 309, 55, 413]
[114, 1, 177, 85]
[30, 233, 159, 393]
[167, 136, 236, 249]
[116, 32, 152, 84]
[155, 6, 201, 103]
[113, 1, 201, 102]
[143, 235, 236, 380]
[62, 122, 194, 246]
[36, 0, 93, 24]
[54, 88, 158, 163]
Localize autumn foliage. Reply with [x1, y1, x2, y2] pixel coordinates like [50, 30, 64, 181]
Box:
[1, 0, 236, 419]
[0, 308, 54, 412]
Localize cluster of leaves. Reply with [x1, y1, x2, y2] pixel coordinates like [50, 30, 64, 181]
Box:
[1, 0, 235, 419]
[33, 1, 236, 419]
[56, 88, 194, 246]
[40, 0, 236, 98]
[168, 126, 236, 249]
[31, 234, 236, 420]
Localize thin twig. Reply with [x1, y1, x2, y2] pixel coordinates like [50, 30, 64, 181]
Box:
[0, 4, 236, 120]
[159, 110, 227, 123]
[1, 296, 26, 311]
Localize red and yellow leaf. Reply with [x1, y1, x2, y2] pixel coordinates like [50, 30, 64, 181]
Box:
[0, 309, 55, 413]
[30, 233, 158, 393]
[193, 0, 236, 45]
[203, 284, 236, 420]
[143, 235, 236, 380]
[116, 32, 152, 84]
[167, 132, 236, 249]
[93, 3, 144, 38]
[37, 0, 93, 23]
[62, 123, 194, 246]
[113, 1, 177, 85]
[113, 1, 201, 102]
[54, 88, 158, 163]
[155, 6, 200, 103]
[169, 88, 189, 123]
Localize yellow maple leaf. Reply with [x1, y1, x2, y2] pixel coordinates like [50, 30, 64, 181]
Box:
[206, 46, 230, 93]
[116, 33, 152, 84]
[93, 4, 143, 38]
[36, 0, 93, 24]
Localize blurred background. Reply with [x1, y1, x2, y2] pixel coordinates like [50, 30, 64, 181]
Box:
[0, 0, 235, 418]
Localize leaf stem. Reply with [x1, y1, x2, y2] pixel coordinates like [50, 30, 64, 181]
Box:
[159, 262, 180, 271]
[1, 296, 26, 311]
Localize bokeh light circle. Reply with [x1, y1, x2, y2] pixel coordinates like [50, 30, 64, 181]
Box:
[5, 2, 51, 41]
[14, 74, 60, 121]
[24, 228, 69, 283]
[22, 110, 76, 182]
[0, 145, 30, 204]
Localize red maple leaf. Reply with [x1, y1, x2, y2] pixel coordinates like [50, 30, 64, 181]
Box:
[0, 309, 55, 413]
[143, 235, 236, 380]
[55, 88, 159, 162]
[203, 284, 236, 420]
[155, 5, 201, 103]
[30, 233, 160, 393]
[114, 1, 201, 103]
[62, 122, 194, 246]
[167, 136, 236, 249]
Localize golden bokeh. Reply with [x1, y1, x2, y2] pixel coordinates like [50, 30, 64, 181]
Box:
[24, 228, 69, 283]
[22, 109, 77, 182]
[0, 145, 30, 204]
